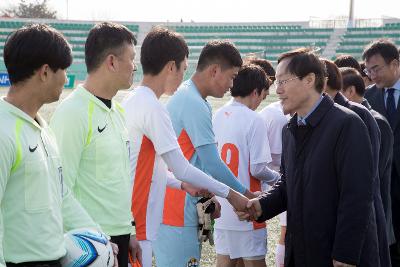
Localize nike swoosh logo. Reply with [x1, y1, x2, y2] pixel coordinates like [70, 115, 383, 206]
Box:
[98, 124, 107, 133]
[29, 144, 38, 153]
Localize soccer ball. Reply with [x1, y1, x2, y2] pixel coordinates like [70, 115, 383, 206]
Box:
[61, 228, 114, 267]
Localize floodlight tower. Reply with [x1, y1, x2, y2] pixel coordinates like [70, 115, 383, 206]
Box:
[348, 0, 355, 28]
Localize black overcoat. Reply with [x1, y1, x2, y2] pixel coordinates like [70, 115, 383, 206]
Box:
[365, 85, 400, 243]
[257, 95, 379, 266]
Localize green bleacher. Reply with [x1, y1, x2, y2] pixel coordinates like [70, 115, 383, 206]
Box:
[336, 23, 400, 60]
[2, 19, 400, 83]
[0, 19, 139, 82]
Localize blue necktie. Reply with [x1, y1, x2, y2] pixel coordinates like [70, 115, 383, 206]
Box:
[386, 88, 396, 127]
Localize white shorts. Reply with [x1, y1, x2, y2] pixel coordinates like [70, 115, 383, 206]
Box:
[214, 228, 267, 260]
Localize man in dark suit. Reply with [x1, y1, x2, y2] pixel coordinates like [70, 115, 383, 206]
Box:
[340, 67, 395, 245]
[237, 48, 379, 267]
[363, 39, 400, 267]
[322, 59, 391, 267]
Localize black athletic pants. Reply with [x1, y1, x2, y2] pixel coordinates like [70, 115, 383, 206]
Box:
[110, 234, 130, 267]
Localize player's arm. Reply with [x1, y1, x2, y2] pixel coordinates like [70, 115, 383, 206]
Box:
[195, 144, 249, 195]
[50, 107, 86, 189]
[249, 117, 280, 186]
[0, 136, 14, 265]
[162, 149, 229, 198]
[166, 171, 182, 189]
[250, 163, 280, 185]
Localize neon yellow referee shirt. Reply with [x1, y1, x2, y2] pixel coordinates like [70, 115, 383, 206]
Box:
[50, 85, 132, 236]
[0, 97, 96, 264]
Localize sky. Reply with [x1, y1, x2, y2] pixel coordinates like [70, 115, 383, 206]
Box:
[0, 0, 399, 23]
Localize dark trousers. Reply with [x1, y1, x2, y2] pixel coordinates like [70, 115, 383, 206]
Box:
[6, 260, 61, 267]
[392, 165, 400, 267]
[110, 234, 130, 267]
[391, 242, 400, 267]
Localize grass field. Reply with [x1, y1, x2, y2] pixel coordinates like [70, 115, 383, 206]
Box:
[0, 86, 281, 267]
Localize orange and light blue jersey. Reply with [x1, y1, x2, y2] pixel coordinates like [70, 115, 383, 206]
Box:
[162, 79, 246, 227]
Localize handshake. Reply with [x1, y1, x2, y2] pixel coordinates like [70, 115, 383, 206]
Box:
[228, 189, 263, 222]
[181, 182, 264, 222]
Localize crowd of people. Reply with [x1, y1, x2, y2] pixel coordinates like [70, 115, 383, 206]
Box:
[0, 22, 399, 267]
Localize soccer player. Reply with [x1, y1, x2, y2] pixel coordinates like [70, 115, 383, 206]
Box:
[50, 22, 140, 267]
[123, 27, 250, 267]
[213, 64, 280, 267]
[153, 40, 256, 267]
[0, 24, 100, 266]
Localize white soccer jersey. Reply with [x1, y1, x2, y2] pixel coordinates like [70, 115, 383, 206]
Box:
[213, 99, 272, 231]
[123, 86, 179, 241]
[259, 101, 289, 155]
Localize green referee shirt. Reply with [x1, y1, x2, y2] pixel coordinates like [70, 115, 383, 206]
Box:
[0, 98, 96, 264]
[50, 85, 132, 236]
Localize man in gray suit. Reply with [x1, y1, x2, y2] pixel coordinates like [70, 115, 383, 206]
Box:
[363, 39, 400, 267]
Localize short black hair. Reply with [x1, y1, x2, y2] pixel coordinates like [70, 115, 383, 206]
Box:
[141, 27, 189, 75]
[362, 39, 399, 64]
[340, 67, 366, 97]
[246, 58, 275, 86]
[4, 24, 72, 85]
[322, 59, 343, 91]
[230, 64, 269, 97]
[197, 40, 242, 71]
[278, 48, 326, 93]
[334, 55, 362, 74]
[85, 22, 137, 73]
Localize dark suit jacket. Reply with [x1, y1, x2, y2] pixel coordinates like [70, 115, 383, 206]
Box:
[365, 85, 400, 242]
[362, 98, 396, 245]
[334, 92, 391, 266]
[257, 95, 379, 267]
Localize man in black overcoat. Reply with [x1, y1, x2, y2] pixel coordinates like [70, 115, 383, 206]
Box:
[323, 59, 391, 267]
[363, 39, 400, 267]
[236, 48, 379, 267]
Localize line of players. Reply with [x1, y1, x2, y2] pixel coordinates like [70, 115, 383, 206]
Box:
[0, 21, 399, 267]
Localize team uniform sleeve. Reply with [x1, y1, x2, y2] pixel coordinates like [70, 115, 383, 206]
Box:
[50, 108, 86, 189]
[0, 136, 13, 266]
[144, 104, 179, 155]
[181, 100, 216, 148]
[166, 171, 182, 190]
[248, 117, 279, 185]
[161, 149, 230, 198]
[196, 144, 247, 194]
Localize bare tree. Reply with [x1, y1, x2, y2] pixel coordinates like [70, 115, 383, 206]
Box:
[1, 0, 57, 19]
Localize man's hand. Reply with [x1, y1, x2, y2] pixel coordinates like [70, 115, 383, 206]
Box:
[129, 235, 142, 265]
[211, 197, 221, 219]
[332, 260, 356, 267]
[226, 189, 249, 212]
[244, 189, 258, 199]
[235, 198, 262, 221]
[181, 182, 214, 198]
[110, 242, 119, 267]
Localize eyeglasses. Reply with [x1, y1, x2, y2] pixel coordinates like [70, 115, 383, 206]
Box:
[273, 76, 300, 87]
[363, 64, 386, 77]
[267, 75, 276, 82]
